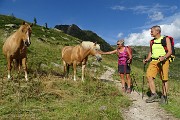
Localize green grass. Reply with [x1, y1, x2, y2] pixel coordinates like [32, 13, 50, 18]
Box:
[0, 76, 130, 120]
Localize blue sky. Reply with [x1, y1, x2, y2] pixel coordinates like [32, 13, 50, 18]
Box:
[1, 0, 180, 47]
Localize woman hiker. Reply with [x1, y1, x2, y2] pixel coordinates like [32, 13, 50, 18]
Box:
[100, 39, 132, 93]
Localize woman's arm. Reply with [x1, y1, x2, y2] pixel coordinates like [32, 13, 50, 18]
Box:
[100, 49, 117, 55]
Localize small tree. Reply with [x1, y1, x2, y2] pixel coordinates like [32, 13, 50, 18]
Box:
[11, 13, 15, 18]
[11, 13, 15, 20]
[34, 17, 37, 25]
[45, 22, 48, 29]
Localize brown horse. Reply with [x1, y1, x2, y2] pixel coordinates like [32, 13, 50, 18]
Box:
[2, 22, 33, 81]
[62, 41, 102, 81]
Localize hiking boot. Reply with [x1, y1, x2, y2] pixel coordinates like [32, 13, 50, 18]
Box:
[146, 93, 159, 103]
[122, 87, 126, 93]
[159, 95, 168, 104]
[126, 88, 131, 94]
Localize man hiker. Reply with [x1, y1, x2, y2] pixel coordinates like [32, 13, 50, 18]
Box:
[143, 25, 172, 104]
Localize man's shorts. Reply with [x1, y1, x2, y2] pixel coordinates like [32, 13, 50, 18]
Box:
[146, 60, 169, 80]
[118, 64, 131, 74]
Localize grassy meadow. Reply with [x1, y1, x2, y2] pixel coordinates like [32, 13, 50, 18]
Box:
[0, 14, 180, 119]
[0, 15, 131, 120]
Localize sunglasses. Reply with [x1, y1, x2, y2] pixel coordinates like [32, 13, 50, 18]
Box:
[117, 44, 120, 45]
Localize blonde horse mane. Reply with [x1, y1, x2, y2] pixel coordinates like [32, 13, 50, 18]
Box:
[18, 23, 32, 34]
[81, 41, 100, 49]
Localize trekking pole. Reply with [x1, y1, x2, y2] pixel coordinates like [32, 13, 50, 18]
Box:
[142, 55, 146, 99]
[132, 73, 140, 95]
[163, 81, 168, 104]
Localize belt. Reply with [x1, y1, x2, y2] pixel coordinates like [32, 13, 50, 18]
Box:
[151, 58, 159, 61]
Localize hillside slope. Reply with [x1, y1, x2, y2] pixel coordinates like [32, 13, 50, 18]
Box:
[0, 14, 131, 119]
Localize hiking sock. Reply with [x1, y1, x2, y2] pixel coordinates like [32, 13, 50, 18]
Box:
[159, 95, 167, 104]
[122, 87, 126, 92]
[151, 93, 157, 96]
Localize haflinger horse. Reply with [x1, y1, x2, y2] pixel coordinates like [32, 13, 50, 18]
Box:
[2, 21, 33, 81]
[62, 41, 102, 81]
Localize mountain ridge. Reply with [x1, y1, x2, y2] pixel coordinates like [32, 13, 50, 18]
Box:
[55, 24, 113, 51]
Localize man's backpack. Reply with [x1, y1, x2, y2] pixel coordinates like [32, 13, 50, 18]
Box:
[150, 36, 175, 62]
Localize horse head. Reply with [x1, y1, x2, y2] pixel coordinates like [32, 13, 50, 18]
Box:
[92, 42, 102, 61]
[20, 22, 33, 47]
[81, 41, 102, 61]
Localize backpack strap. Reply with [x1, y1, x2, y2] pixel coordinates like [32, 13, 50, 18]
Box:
[150, 39, 155, 53]
[161, 36, 168, 53]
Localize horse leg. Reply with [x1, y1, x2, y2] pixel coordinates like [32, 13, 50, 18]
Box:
[7, 57, 12, 80]
[67, 64, 70, 78]
[63, 61, 68, 79]
[18, 59, 22, 74]
[82, 64, 86, 82]
[63, 61, 66, 77]
[15, 59, 21, 74]
[22, 58, 28, 81]
[82, 58, 87, 82]
[73, 62, 77, 81]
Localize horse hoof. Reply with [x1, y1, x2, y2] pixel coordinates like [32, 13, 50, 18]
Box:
[25, 78, 28, 81]
[7, 77, 12, 80]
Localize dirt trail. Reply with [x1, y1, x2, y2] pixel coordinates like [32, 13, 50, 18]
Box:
[99, 66, 179, 120]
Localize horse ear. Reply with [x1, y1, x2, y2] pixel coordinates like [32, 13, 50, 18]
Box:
[94, 41, 97, 46]
[22, 21, 25, 25]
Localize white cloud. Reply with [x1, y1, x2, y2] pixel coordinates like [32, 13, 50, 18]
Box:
[130, 5, 149, 13]
[111, 4, 177, 22]
[175, 43, 180, 48]
[117, 32, 123, 38]
[148, 11, 164, 21]
[111, 6, 125, 10]
[125, 30, 151, 46]
[124, 18, 180, 48]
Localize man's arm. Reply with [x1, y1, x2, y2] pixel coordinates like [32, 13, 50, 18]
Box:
[143, 41, 152, 64]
